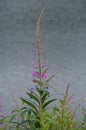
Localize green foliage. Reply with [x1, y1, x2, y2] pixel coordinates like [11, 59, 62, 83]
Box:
[1, 85, 86, 130]
[37, 85, 77, 130]
[76, 109, 86, 130]
[82, 110, 86, 129]
[19, 87, 57, 129]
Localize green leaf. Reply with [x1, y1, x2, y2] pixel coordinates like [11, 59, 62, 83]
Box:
[12, 109, 20, 113]
[26, 92, 39, 104]
[17, 120, 29, 127]
[21, 98, 38, 113]
[20, 107, 27, 110]
[43, 98, 57, 109]
[20, 106, 39, 116]
[0, 116, 11, 123]
[20, 109, 30, 116]
[41, 92, 48, 104]
[37, 89, 44, 95]
[9, 114, 17, 122]
[35, 120, 42, 128]
[20, 109, 33, 120]
[27, 111, 31, 120]
[59, 99, 64, 106]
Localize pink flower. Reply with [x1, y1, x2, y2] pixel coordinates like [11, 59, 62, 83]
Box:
[32, 71, 39, 81]
[41, 71, 48, 79]
[32, 62, 36, 65]
[34, 63, 39, 69]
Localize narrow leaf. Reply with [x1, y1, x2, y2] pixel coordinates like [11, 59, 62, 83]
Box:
[43, 98, 57, 109]
[17, 120, 29, 126]
[21, 98, 38, 113]
[26, 92, 39, 104]
[41, 92, 48, 104]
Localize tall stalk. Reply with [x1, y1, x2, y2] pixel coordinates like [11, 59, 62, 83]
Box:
[35, 7, 45, 112]
[35, 7, 45, 85]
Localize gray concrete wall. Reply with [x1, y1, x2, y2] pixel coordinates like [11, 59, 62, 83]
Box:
[0, 0, 86, 120]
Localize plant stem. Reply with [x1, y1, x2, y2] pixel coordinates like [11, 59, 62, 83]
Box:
[35, 7, 45, 112]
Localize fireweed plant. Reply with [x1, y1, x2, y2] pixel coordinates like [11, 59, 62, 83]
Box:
[1, 8, 86, 130]
[19, 7, 57, 129]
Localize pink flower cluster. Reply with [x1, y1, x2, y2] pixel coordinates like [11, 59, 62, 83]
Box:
[32, 71, 39, 81]
[31, 28, 49, 91]
[32, 70, 48, 82]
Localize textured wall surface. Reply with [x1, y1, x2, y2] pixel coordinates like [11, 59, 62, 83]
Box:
[0, 0, 86, 120]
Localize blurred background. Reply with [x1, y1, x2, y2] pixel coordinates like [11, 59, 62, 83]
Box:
[0, 0, 86, 120]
